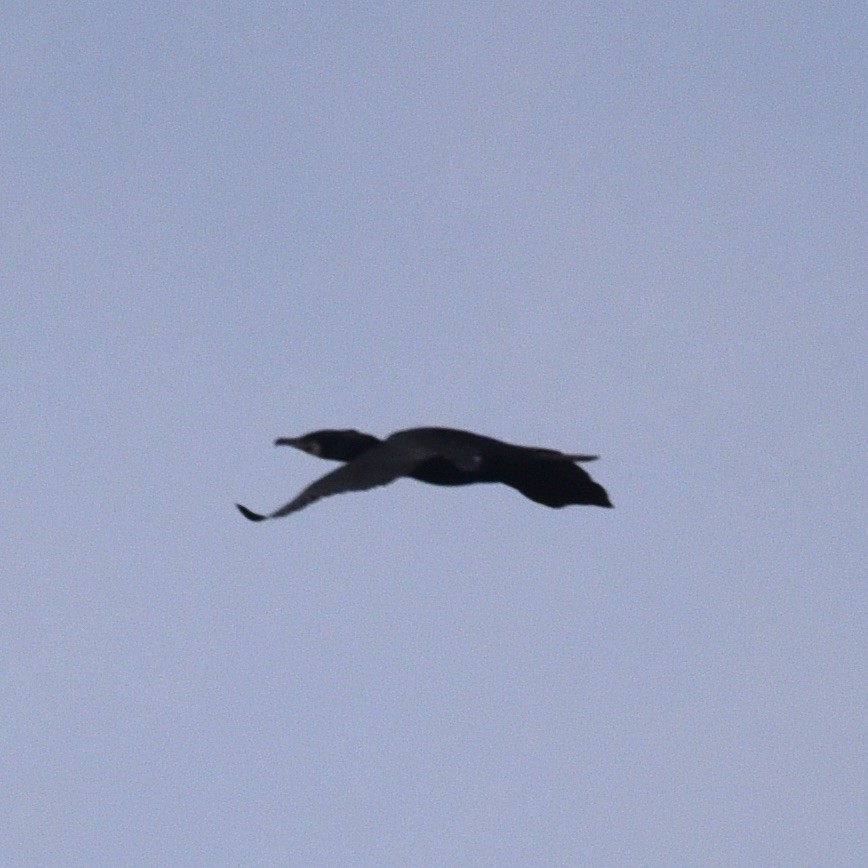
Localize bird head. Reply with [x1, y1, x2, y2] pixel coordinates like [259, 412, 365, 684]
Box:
[274, 429, 382, 462]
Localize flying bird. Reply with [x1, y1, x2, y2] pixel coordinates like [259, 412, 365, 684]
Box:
[236, 426, 612, 521]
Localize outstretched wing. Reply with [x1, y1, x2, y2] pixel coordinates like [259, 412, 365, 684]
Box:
[236, 441, 434, 521]
[497, 459, 613, 508]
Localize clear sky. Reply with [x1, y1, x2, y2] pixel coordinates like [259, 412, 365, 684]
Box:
[3, 3, 865, 864]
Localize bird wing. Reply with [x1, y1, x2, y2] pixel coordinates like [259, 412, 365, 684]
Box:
[236, 440, 436, 521]
[497, 458, 612, 508]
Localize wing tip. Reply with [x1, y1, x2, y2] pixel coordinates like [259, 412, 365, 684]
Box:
[236, 503, 268, 522]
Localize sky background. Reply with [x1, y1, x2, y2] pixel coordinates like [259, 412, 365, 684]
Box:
[3, 2, 865, 865]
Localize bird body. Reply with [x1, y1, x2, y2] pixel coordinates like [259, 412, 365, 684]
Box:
[237, 426, 612, 521]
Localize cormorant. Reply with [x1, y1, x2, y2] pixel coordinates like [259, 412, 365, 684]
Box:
[236, 426, 612, 521]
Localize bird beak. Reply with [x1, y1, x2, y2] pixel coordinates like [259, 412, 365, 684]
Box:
[274, 437, 321, 456]
[274, 437, 301, 447]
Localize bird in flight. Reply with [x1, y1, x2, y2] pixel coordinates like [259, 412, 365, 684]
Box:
[236, 426, 612, 521]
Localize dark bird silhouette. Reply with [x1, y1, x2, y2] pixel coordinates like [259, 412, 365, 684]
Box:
[236, 427, 612, 522]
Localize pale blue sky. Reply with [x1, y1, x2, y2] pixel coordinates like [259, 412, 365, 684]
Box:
[3, 3, 865, 864]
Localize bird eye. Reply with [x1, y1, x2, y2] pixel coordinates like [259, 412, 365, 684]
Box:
[308, 442, 321, 456]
